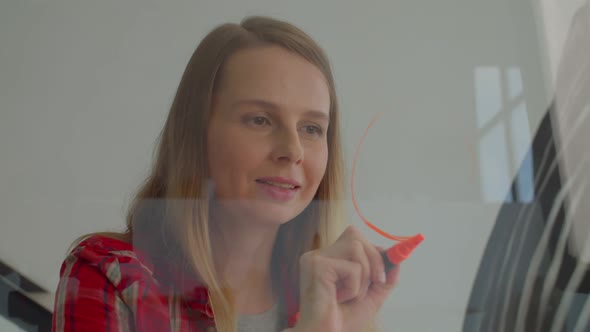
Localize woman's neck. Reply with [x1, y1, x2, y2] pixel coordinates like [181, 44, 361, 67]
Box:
[210, 209, 281, 314]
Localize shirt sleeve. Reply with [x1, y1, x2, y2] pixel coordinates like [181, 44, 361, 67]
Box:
[51, 236, 175, 332]
[51, 251, 133, 332]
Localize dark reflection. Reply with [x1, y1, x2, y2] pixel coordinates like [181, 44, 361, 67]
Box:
[1, 261, 51, 331]
[464, 2, 590, 331]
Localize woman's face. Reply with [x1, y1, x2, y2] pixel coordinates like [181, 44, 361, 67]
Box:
[207, 45, 330, 227]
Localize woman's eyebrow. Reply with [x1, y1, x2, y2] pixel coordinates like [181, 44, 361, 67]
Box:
[231, 99, 278, 110]
[304, 110, 330, 122]
[232, 99, 329, 120]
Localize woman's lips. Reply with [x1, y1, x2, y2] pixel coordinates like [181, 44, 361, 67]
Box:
[256, 176, 301, 188]
[255, 179, 300, 201]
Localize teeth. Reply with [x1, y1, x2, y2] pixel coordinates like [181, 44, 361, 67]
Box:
[261, 180, 295, 189]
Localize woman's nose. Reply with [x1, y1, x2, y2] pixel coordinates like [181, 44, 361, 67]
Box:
[271, 129, 304, 165]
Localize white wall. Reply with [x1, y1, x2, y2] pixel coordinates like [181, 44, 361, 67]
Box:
[0, 1, 550, 331]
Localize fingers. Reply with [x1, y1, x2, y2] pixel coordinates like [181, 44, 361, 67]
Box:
[296, 228, 401, 331]
[299, 252, 363, 304]
[366, 265, 400, 310]
[331, 258, 363, 303]
[323, 226, 386, 297]
[325, 240, 370, 296]
[359, 236, 386, 286]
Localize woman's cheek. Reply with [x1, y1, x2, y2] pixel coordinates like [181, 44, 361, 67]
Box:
[307, 146, 329, 185]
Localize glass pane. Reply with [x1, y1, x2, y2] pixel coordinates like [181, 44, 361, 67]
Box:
[1, 1, 588, 331]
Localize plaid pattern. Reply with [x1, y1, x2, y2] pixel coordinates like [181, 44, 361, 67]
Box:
[52, 235, 298, 331]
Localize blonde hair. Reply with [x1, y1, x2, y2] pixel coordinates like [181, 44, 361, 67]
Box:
[88, 16, 348, 332]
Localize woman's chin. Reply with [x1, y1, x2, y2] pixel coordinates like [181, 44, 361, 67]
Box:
[240, 201, 305, 225]
[211, 198, 309, 226]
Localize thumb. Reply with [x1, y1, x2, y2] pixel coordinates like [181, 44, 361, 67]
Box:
[366, 265, 400, 309]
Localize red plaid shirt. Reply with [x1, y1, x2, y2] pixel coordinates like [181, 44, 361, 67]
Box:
[52, 235, 299, 331]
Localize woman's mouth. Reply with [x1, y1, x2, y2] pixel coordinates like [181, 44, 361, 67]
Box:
[255, 178, 301, 201]
[255, 179, 297, 189]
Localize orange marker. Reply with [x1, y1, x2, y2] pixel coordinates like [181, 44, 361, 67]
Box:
[381, 233, 425, 270]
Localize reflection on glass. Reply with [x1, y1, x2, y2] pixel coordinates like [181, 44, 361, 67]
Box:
[511, 101, 534, 203]
[475, 66, 534, 203]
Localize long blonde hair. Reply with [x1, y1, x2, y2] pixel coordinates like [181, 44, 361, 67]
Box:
[104, 16, 346, 331]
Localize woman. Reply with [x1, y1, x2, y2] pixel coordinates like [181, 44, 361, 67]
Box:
[52, 16, 399, 332]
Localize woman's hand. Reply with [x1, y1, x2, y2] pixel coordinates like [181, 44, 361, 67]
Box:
[291, 226, 400, 332]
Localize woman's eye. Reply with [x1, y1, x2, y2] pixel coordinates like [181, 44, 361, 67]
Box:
[303, 125, 323, 136]
[253, 117, 267, 125]
[246, 116, 271, 126]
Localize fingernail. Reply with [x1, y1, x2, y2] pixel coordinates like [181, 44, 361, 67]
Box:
[380, 272, 386, 284]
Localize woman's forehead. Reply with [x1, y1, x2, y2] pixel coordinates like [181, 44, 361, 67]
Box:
[217, 46, 331, 112]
